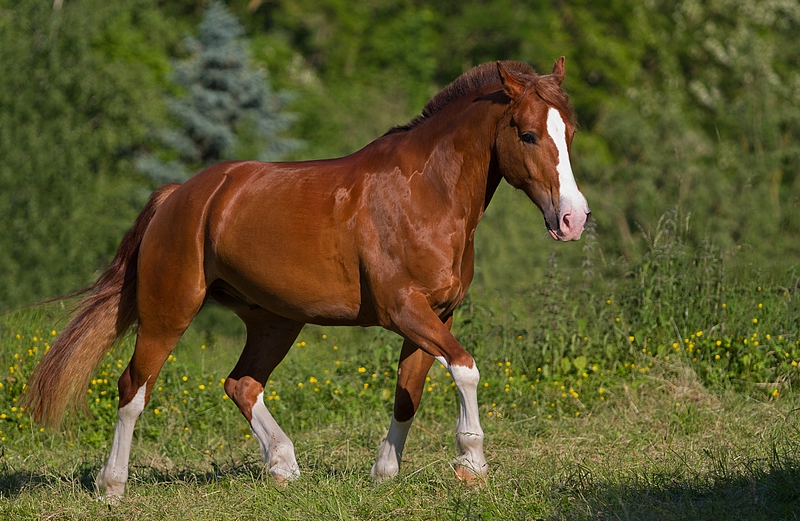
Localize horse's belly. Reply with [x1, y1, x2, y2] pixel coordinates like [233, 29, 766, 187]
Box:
[236, 275, 361, 324]
[210, 220, 366, 324]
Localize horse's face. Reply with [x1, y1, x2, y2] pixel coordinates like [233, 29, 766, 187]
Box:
[495, 59, 590, 241]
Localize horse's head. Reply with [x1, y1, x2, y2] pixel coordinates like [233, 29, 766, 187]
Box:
[494, 58, 590, 241]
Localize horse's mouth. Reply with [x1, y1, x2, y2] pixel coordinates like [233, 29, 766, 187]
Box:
[545, 209, 591, 241]
[545, 217, 562, 241]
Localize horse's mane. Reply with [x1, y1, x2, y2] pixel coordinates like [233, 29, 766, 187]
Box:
[385, 60, 574, 136]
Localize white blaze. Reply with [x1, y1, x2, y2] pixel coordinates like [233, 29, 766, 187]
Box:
[546, 107, 586, 211]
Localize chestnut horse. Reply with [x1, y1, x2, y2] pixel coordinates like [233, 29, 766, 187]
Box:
[24, 58, 589, 499]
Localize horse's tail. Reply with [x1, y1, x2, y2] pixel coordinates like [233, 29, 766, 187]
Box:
[23, 183, 181, 427]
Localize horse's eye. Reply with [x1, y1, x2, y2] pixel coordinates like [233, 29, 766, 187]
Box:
[520, 131, 537, 144]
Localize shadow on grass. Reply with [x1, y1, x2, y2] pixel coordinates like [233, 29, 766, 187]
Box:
[553, 450, 800, 521]
[0, 453, 270, 499]
[0, 461, 98, 498]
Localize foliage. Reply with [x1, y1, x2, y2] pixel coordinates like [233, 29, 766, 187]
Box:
[0, 0, 180, 308]
[2, 0, 799, 310]
[578, 0, 800, 262]
[136, 1, 299, 183]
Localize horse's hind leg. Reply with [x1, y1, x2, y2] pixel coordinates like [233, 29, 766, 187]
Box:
[96, 325, 204, 499]
[96, 252, 207, 499]
[95, 327, 192, 499]
[223, 307, 304, 483]
[371, 336, 435, 481]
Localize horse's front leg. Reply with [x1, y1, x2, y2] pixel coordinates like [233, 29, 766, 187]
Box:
[372, 336, 435, 481]
[385, 295, 488, 483]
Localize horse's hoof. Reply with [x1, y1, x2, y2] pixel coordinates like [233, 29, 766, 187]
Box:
[371, 458, 400, 483]
[95, 469, 125, 503]
[95, 493, 122, 506]
[270, 466, 300, 486]
[453, 460, 488, 486]
[371, 471, 397, 484]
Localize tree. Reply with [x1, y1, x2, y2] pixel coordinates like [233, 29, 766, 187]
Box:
[0, 0, 178, 309]
[137, 1, 299, 183]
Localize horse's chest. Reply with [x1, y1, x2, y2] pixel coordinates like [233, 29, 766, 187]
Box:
[362, 226, 471, 317]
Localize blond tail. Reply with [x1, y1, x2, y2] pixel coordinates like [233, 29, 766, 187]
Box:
[23, 184, 180, 427]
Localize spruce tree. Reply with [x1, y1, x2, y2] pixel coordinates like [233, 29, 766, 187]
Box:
[137, 1, 299, 183]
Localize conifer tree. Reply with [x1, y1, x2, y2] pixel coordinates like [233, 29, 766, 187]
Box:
[137, 1, 299, 183]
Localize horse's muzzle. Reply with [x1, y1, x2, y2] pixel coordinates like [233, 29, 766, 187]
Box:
[548, 202, 590, 242]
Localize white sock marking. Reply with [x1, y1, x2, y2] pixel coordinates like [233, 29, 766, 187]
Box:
[250, 391, 300, 481]
[372, 415, 413, 481]
[97, 382, 147, 498]
[435, 356, 488, 476]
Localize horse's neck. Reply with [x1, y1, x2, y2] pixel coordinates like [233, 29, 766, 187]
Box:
[483, 155, 504, 212]
[392, 97, 504, 224]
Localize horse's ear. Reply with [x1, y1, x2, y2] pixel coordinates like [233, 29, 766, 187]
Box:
[497, 61, 525, 100]
[552, 56, 565, 85]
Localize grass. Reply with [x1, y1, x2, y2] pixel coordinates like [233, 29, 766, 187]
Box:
[2, 360, 799, 520]
[1, 221, 799, 519]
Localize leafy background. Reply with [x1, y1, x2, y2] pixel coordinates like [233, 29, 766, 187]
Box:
[0, 0, 798, 308]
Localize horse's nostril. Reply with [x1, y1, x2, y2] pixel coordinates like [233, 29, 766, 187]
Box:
[562, 213, 571, 229]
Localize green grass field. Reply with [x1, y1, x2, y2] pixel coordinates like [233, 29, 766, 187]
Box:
[1, 232, 799, 520]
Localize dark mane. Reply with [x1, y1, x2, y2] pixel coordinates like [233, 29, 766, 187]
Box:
[385, 61, 574, 135]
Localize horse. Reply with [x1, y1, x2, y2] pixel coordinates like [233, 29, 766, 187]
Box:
[23, 57, 590, 499]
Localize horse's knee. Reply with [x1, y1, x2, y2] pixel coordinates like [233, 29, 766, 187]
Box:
[224, 376, 262, 421]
